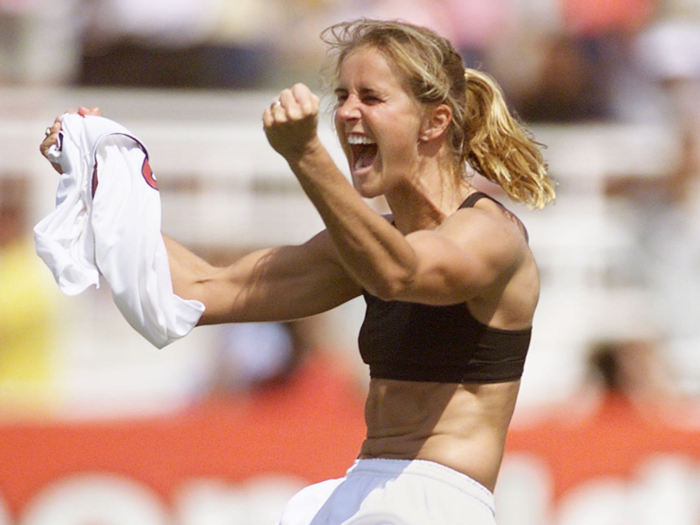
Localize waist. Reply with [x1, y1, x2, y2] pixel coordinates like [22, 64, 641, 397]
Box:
[361, 379, 520, 490]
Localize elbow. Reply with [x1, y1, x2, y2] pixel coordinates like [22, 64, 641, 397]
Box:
[172, 268, 216, 310]
[365, 266, 416, 302]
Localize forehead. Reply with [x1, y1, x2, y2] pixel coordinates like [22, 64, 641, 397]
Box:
[338, 46, 405, 89]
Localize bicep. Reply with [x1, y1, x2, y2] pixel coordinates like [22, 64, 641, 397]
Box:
[196, 231, 361, 325]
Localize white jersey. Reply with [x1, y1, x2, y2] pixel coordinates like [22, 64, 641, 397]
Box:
[34, 113, 205, 349]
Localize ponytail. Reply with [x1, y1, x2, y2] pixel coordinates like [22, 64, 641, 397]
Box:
[462, 68, 556, 209]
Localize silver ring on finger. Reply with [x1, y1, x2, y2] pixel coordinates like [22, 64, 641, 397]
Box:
[44, 127, 52, 137]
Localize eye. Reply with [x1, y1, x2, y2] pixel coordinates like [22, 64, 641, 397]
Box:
[334, 91, 348, 105]
[362, 95, 381, 105]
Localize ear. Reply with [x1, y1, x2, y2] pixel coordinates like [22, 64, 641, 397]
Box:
[420, 103, 452, 142]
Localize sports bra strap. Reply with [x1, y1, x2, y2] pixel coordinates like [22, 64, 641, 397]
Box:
[460, 192, 529, 243]
[461, 191, 494, 209]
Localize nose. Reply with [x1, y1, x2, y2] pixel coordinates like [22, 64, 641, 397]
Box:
[336, 95, 361, 121]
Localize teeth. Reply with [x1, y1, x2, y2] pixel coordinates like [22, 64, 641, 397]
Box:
[347, 135, 375, 145]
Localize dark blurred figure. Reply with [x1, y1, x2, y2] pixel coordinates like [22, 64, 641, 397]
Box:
[509, 0, 656, 123]
[208, 319, 319, 397]
[515, 34, 613, 123]
[586, 338, 681, 414]
[77, 0, 278, 89]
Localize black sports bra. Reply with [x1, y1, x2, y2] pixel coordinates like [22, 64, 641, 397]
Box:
[357, 192, 532, 383]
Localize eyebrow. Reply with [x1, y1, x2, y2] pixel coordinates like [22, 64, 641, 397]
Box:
[334, 87, 383, 97]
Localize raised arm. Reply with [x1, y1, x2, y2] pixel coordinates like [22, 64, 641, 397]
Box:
[263, 84, 527, 308]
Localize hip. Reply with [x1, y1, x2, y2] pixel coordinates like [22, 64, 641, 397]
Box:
[277, 458, 496, 525]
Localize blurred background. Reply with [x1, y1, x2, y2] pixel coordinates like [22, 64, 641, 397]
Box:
[0, 0, 699, 524]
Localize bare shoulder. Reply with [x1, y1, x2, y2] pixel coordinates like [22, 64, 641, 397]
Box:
[439, 198, 529, 268]
[443, 200, 539, 328]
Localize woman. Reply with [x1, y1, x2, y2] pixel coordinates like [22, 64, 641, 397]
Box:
[42, 18, 555, 525]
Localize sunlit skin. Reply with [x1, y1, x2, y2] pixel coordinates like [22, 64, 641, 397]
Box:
[40, 49, 540, 492]
[261, 48, 540, 492]
[333, 47, 476, 237]
[334, 47, 427, 200]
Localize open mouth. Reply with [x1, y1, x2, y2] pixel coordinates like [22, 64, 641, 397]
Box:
[347, 134, 378, 172]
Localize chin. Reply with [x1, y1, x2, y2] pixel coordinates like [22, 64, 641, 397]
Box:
[352, 181, 373, 198]
[351, 167, 384, 199]
[352, 175, 382, 199]
[353, 181, 382, 200]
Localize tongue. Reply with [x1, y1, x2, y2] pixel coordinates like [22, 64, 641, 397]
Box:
[355, 145, 377, 170]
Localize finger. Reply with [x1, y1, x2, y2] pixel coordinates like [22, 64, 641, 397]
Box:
[39, 134, 58, 157]
[78, 106, 101, 117]
[278, 88, 293, 104]
[270, 100, 285, 120]
[290, 84, 319, 116]
[263, 92, 285, 124]
[291, 83, 312, 102]
[40, 126, 59, 145]
[262, 106, 275, 128]
[279, 88, 307, 120]
[41, 120, 60, 147]
[268, 93, 293, 126]
[268, 91, 285, 111]
[48, 117, 62, 135]
[40, 112, 63, 142]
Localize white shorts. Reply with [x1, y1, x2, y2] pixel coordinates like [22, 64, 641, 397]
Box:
[277, 458, 496, 525]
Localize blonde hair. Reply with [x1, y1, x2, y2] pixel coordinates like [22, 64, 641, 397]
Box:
[321, 19, 556, 209]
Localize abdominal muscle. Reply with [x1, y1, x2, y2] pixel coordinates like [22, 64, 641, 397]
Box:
[359, 377, 522, 492]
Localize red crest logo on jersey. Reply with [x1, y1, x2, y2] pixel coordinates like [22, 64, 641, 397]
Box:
[142, 157, 158, 190]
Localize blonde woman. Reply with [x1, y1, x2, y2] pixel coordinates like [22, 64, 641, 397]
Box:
[41, 18, 555, 525]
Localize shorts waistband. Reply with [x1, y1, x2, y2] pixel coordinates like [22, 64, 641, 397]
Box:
[347, 458, 495, 513]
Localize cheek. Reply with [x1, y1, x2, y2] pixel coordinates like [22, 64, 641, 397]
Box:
[334, 130, 351, 162]
[378, 134, 418, 167]
[333, 111, 342, 132]
[382, 113, 421, 148]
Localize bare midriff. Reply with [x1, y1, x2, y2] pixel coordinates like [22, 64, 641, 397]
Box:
[359, 377, 521, 492]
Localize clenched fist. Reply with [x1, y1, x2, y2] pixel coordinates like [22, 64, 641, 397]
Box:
[263, 84, 322, 163]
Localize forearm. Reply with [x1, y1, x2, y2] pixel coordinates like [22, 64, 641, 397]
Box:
[163, 234, 256, 324]
[163, 235, 213, 302]
[287, 142, 417, 299]
[263, 83, 418, 299]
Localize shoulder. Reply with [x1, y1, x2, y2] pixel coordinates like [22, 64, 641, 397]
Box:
[439, 199, 529, 270]
[445, 197, 526, 245]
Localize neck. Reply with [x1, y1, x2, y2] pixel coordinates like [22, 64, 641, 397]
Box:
[386, 174, 474, 233]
